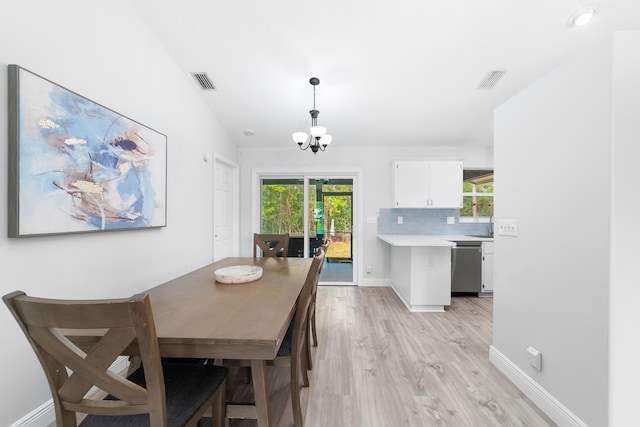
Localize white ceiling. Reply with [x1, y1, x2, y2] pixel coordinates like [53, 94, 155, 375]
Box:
[132, 0, 640, 149]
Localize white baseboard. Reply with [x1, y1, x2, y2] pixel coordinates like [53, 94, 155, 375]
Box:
[387, 284, 445, 312]
[359, 277, 390, 287]
[9, 400, 52, 427]
[489, 346, 587, 427]
[10, 356, 130, 427]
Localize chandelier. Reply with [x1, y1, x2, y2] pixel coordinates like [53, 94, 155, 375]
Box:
[292, 77, 332, 154]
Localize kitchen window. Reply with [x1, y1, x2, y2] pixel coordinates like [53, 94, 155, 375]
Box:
[460, 170, 493, 222]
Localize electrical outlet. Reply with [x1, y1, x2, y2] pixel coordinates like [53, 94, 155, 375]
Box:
[527, 346, 542, 371]
[397, 216, 403, 224]
[447, 216, 455, 225]
[499, 219, 518, 236]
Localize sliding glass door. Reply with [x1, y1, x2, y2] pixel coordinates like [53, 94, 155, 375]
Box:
[259, 175, 355, 284]
[308, 179, 353, 263]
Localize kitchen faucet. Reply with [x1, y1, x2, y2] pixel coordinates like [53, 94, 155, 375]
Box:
[489, 214, 494, 236]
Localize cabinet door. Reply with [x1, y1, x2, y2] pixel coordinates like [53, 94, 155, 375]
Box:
[428, 161, 463, 208]
[482, 242, 494, 292]
[394, 161, 429, 207]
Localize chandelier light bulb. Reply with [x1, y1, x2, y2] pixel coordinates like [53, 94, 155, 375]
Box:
[310, 126, 326, 138]
[292, 132, 308, 145]
[320, 135, 332, 146]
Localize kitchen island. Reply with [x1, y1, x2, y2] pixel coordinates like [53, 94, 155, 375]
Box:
[377, 234, 491, 312]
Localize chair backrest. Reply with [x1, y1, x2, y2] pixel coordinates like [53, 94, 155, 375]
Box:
[291, 251, 324, 356]
[253, 233, 290, 258]
[320, 239, 330, 250]
[309, 247, 325, 299]
[3, 291, 167, 427]
[318, 240, 330, 275]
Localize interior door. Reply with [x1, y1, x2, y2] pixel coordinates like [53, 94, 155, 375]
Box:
[213, 158, 236, 261]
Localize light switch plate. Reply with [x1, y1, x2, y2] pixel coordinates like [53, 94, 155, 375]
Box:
[527, 346, 542, 371]
[447, 216, 455, 225]
[499, 219, 518, 236]
[366, 216, 377, 224]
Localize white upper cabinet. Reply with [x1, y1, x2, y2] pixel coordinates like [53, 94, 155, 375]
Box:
[393, 161, 430, 208]
[393, 160, 463, 208]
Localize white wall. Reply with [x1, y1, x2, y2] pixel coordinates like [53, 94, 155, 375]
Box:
[493, 37, 614, 426]
[238, 145, 493, 282]
[610, 31, 640, 426]
[0, 2, 237, 425]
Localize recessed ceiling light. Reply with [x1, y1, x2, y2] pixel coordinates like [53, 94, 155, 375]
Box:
[567, 5, 598, 27]
[243, 129, 255, 137]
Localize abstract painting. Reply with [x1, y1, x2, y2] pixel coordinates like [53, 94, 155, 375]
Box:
[8, 65, 167, 237]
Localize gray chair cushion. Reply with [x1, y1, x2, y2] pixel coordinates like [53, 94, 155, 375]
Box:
[80, 361, 227, 427]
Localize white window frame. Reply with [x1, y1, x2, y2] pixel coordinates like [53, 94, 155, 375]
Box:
[459, 170, 493, 223]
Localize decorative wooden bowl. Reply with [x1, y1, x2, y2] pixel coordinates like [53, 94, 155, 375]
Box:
[215, 265, 263, 284]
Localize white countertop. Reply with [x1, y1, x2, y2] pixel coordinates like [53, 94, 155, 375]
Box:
[377, 234, 493, 247]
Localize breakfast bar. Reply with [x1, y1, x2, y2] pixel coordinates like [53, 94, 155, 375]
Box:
[377, 235, 490, 313]
[377, 234, 455, 312]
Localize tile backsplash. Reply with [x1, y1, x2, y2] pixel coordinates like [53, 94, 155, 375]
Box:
[377, 208, 491, 235]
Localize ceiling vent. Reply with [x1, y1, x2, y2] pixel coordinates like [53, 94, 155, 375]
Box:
[478, 70, 506, 90]
[190, 72, 216, 90]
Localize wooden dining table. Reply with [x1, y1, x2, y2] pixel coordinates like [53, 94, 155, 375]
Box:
[81, 256, 312, 427]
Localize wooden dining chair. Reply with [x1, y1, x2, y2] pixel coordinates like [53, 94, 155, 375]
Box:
[253, 233, 290, 258]
[225, 251, 324, 427]
[271, 249, 324, 427]
[3, 291, 228, 427]
[308, 239, 330, 362]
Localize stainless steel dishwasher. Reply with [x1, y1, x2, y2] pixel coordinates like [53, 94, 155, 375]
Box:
[451, 240, 482, 293]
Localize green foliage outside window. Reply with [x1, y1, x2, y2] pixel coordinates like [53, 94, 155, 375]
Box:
[261, 182, 353, 236]
[261, 184, 305, 235]
[461, 181, 494, 218]
[322, 185, 352, 233]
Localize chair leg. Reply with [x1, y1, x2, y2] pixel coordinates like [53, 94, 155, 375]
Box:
[219, 360, 234, 402]
[212, 382, 226, 427]
[301, 364, 310, 388]
[301, 334, 310, 388]
[311, 308, 318, 347]
[291, 356, 303, 427]
[306, 318, 313, 371]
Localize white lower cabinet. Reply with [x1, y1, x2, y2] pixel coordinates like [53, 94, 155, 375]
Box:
[389, 245, 452, 312]
[481, 241, 494, 293]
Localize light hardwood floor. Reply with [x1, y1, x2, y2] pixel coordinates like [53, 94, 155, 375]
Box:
[226, 286, 556, 427]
